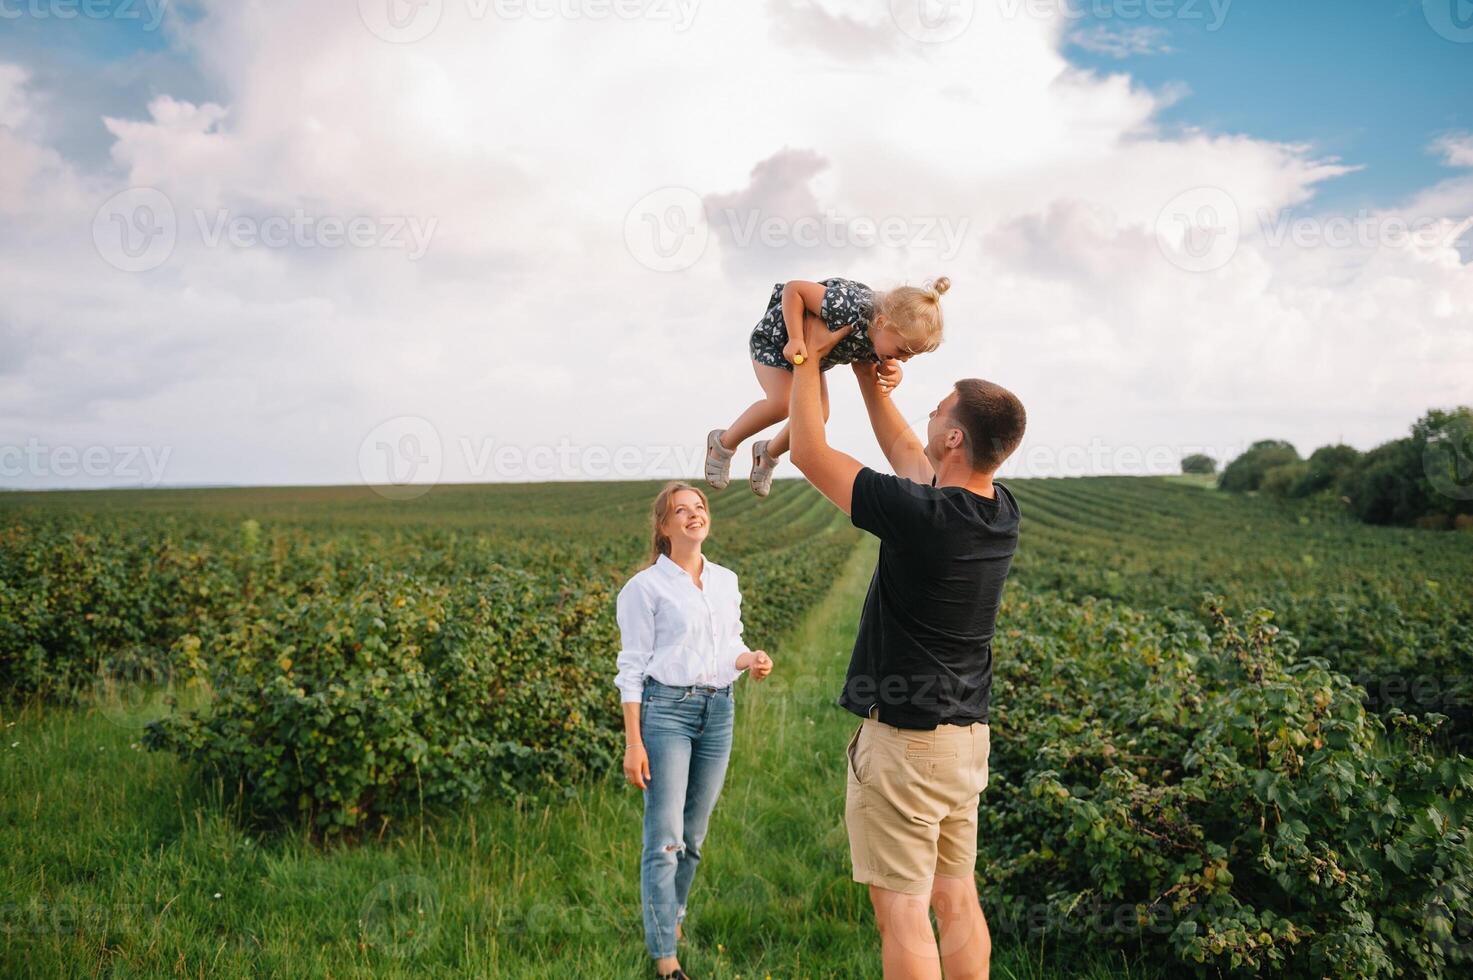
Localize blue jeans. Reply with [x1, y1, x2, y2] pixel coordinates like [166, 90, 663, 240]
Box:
[638, 677, 735, 959]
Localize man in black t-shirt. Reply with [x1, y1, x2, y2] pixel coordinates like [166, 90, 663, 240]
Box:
[788, 314, 1026, 980]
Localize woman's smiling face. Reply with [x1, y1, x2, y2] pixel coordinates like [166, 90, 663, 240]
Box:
[662, 489, 710, 548]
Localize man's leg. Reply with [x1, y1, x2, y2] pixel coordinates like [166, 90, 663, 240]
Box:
[930, 722, 992, 979]
[868, 884, 941, 980]
[931, 872, 991, 980]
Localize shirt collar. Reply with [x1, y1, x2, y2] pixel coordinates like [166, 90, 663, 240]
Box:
[656, 552, 709, 584]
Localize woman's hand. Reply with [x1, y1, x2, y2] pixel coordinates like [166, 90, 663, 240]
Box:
[738, 650, 774, 681]
[624, 742, 650, 790]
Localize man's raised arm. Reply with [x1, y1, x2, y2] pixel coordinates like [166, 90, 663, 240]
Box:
[852, 362, 935, 485]
[789, 322, 864, 516]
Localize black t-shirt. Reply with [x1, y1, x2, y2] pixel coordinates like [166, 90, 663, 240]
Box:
[841, 466, 1020, 729]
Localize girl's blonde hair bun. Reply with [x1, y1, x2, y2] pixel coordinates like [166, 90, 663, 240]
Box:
[874, 276, 952, 355]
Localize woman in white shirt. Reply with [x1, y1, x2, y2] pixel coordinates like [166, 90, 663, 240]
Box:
[614, 481, 774, 980]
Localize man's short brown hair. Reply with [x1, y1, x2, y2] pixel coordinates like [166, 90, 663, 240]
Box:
[951, 379, 1026, 474]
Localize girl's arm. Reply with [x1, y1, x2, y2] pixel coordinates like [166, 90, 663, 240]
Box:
[780, 281, 829, 362]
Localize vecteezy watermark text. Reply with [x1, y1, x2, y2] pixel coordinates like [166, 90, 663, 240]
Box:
[623, 185, 972, 272]
[0, 439, 171, 486]
[0, 0, 168, 30]
[92, 188, 438, 272]
[357, 0, 699, 44]
[194, 210, 437, 259]
[357, 416, 710, 499]
[999, 0, 1232, 31]
[1155, 185, 1473, 273]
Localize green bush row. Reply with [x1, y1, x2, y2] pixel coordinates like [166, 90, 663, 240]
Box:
[140, 526, 855, 835]
[983, 589, 1473, 978]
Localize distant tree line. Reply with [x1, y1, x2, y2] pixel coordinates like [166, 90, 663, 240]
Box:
[1180, 453, 1217, 475]
[1214, 407, 1473, 530]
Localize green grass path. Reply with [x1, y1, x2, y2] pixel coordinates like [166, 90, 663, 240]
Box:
[2, 529, 1151, 979]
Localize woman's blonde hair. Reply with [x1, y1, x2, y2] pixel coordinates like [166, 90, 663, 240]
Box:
[874, 276, 951, 355]
[647, 481, 710, 567]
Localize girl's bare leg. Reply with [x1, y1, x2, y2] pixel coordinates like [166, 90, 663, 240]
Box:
[760, 371, 829, 459]
[717, 362, 793, 451]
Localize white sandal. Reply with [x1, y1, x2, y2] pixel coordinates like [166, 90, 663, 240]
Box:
[705, 429, 735, 489]
[750, 440, 777, 497]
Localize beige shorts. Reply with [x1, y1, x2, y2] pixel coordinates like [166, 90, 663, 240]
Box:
[845, 705, 990, 895]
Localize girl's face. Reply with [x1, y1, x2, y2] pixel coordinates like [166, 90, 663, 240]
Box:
[662, 489, 709, 549]
[871, 318, 914, 362]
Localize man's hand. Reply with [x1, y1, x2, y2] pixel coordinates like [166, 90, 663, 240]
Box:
[802, 314, 853, 362]
[852, 361, 933, 485]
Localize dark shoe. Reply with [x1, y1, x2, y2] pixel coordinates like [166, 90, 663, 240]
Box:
[657, 970, 691, 979]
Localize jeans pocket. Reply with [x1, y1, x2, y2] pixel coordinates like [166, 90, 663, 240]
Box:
[975, 725, 991, 794]
[645, 690, 691, 708]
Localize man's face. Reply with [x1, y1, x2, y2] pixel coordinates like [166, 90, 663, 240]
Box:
[925, 390, 960, 465]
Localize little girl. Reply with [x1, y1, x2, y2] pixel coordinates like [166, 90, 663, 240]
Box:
[705, 276, 950, 496]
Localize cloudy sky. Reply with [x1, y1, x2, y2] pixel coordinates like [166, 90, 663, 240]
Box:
[1, 0, 1469, 490]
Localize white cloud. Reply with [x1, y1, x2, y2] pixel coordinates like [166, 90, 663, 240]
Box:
[1432, 133, 1473, 169]
[0, 2, 1467, 488]
[1068, 24, 1173, 58]
[0, 63, 31, 129]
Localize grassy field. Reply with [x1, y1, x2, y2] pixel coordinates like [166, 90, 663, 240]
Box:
[0, 512, 1153, 979]
[3, 476, 1469, 977]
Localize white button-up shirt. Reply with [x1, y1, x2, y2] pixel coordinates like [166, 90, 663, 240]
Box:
[614, 553, 750, 703]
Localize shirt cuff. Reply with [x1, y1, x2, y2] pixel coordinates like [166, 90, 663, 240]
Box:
[616, 678, 646, 703]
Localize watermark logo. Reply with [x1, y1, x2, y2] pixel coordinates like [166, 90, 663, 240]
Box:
[624, 186, 709, 272]
[890, 0, 974, 43]
[358, 416, 444, 500]
[93, 187, 177, 273]
[358, 0, 444, 43]
[359, 875, 441, 958]
[1424, 428, 1473, 501]
[1423, 0, 1473, 43]
[91, 657, 174, 731]
[1155, 186, 1241, 273]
